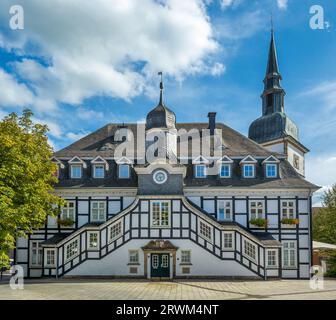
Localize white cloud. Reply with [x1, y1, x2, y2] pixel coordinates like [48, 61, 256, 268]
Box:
[66, 131, 89, 142]
[277, 0, 288, 10]
[219, 0, 242, 10]
[0, 69, 34, 107]
[306, 154, 336, 187]
[216, 10, 266, 40]
[0, 0, 220, 111]
[210, 62, 226, 76]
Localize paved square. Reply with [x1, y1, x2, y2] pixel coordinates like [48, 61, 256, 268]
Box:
[1, 277, 336, 300]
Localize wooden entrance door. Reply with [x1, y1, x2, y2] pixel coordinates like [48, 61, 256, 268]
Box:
[150, 253, 170, 278]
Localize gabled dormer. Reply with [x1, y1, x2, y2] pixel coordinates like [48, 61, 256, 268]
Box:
[240, 156, 257, 179]
[217, 156, 233, 178]
[91, 156, 109, 179]
[69, 156, 86, 179]
[262, 156, 280, 179]
[116, 156, 133, 179]
[192, 156, 209, 178]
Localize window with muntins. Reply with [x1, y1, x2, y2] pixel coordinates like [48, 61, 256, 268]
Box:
[181, 250, 191, 264]
[244, 240, 256, 261]
[250, 201, 264, 220]
[267, 250, 278, 267]
[61, 201, 76, 223]
[151, 201, 170, 227]
[129, 250, 139, 264]
[243, 164, 255, 178]
[218, 200, 232, 221]
[281, 201, 295, 219]
[199, 221, 212, 241]
[30, 241, 42, 267]
[266, 164, 277, 178]
[46, 249, 55, 267]
[66, 239, 79, 261]
[110, 221, 122, 241]
[220, 164, 230, 178]
[91, 201, 106, 222]
[195, 165, 206, 178]
[223, 232, 234, 249]
[88, 232, 99, 249]
[119, 164, 130, 179]
[93, 164, 105, 178]
[71, 165, 82, 179]
[283, 241, 296, 268]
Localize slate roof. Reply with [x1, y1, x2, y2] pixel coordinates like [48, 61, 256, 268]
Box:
[54, 122, 280, 158]
[40, 233, 69, 246]
[53, 122, 318, 190]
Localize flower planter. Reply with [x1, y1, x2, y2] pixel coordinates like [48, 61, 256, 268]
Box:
[58, 218, 75, 227]
[281, 218, 299, 228]
[249, 218, 268, 228]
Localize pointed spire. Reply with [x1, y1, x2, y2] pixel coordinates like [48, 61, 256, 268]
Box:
[158, 71, 164, 105]
[266, 26, 280, 76]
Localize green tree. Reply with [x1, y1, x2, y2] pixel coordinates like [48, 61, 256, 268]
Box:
[323, 184, 336, 208]
[0, 109, 64, 268]
[313, 185, 336, 276]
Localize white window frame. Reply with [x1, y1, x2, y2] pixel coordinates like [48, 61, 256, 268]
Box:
[199, 220, 212, 242]
[30, 241, 43, 267]
[118, 164, 130, 179]
[93, 164, 105, 179]
[266, 163, 277, 178]
[217, 200, 232, 221]
[243, 239, 257, 262]
[181, 250, 191, 264]
[109, 220, 123, 242]
[282, 241, 297, 268]
[223, 232, 235, 250]
[70, 164, 82, 179]
[90, 201, 106, 222]
[249, 200, 265, 220]
[195, 164, 207, 178]
[65, 238, 79, 262]
[87, 231, 100, 250]
[61, 201, 76, 226]
[281, 200, 296, 219]
[128, 250, 139, 264]
[266, 249, 278, 268]
[243, 164, 255, 178]
[219, 164, 231, 178]
[150, 201, 171, 228]
[45, 249, 56, 267]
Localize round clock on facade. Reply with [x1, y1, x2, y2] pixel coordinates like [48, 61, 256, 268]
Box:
[153, 170, 168, 184]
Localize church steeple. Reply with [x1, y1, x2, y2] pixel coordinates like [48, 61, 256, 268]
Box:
[262, 29, 286, 116]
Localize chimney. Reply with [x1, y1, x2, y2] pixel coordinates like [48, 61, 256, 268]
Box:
[208, 112, 217, 135]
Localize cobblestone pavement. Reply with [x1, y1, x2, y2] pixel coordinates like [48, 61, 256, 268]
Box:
[0, 278, 336, 300]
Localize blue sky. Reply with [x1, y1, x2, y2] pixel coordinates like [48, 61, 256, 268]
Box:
[0, 0, 335, 205]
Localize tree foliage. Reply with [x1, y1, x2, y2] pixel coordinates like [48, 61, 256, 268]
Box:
[0, 110, 64, 268]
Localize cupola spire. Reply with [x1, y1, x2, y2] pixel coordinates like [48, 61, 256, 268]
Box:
[158, 71, 164, 105]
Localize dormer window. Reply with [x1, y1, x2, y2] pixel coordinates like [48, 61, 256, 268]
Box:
[91, 156, 108, 179]
[119, 164, 130, 179]
[240, 156, 257, 179]
[243, 164, 255, 178]
[193, 156, 208, 179]
[220, 164, 231, 178]
[266, 164, 277, 178]
[69, 156, 86, 179]
[262, 156, 280, 179]
[93, 164, 105, 179]
[195, 164, 206, 178]
[71, 165, 82, 179]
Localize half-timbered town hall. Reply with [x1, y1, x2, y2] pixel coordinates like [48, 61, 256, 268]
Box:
[15, 31, 319, 280]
